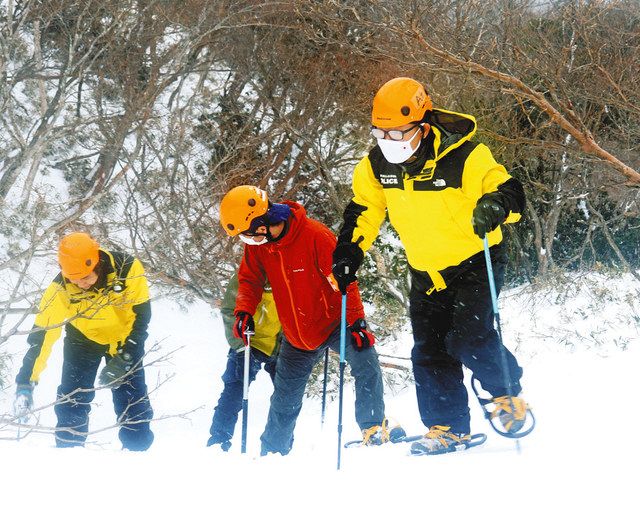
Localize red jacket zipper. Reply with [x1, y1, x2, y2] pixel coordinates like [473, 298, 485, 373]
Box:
[277, 250, 311, 350]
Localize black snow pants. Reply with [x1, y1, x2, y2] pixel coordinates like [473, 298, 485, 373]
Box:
[410, 249, 523, 434]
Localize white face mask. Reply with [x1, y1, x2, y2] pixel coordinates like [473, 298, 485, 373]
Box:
[377, 127, 422, 164]
[239, 234, 268, 246]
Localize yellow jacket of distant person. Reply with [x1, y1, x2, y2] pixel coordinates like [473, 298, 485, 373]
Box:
[221, 274, 281, 356]
[16, 249, 151, 384]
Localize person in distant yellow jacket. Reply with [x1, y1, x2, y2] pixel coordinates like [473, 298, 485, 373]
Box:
[14, 232, 154, 450]
[206, 273, 281, 450]
[332, 77, 531, 455]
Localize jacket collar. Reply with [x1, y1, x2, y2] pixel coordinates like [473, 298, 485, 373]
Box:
[92, 249, 114, 290]
[265, 201, 306, 250]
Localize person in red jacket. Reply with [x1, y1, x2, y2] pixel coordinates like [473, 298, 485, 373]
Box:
[219, 185, 391, 455]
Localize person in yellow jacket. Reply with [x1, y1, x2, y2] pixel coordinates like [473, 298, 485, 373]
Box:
[206, 273, 282, 450]
[13, 232, 154, 450]
[332, 77, 531, 455]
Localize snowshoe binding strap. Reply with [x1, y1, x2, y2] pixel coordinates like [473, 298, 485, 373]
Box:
[425, 425, 470, 448]
[471, 375, 536, 439]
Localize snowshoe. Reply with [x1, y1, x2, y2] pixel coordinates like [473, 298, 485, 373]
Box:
[471, 375, 535, 439]
[410, 426, 487, 456]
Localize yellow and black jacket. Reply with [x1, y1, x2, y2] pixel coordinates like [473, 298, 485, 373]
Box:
[339, 108, 525, 293]
[16, 249, 151, 385]
[221, 274, 281, 357]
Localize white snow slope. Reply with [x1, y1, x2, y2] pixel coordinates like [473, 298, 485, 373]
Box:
[1, 272, 638, 505]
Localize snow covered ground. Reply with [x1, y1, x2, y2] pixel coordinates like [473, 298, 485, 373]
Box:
[1, 273, 638, 505]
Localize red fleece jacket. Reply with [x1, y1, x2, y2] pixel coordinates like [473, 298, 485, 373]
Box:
[235, 201, 365, 351]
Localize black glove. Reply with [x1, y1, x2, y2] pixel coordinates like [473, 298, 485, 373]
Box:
[472, 193, 507, 238]
[332, 242, 364, 293]
[14, 384, 34, 422]
[98, 350, 134, 388]
[349, 318, 375, 351]
[233, 311, 255, 345]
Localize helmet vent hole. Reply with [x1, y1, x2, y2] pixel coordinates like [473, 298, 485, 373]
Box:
[248, 198, 256, 207]
[401, 106, 410, 116]
[85, 259, 92, 266]
[227, 224, 235, 230]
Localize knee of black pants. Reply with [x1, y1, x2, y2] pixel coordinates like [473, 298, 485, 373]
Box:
[411, 341, 452, 370]
[112, 366, 153, 419]
[411, 342, 429, 367]
[215, 379, 244, 414]
[222, 349, 262, 384]
[445, 325, 498, 368]
[443, 328, 469, 360]
[271, 387, 303, 416]
[221, 349, 244, 383]
[346, 345, 379, 376]
[270, 340, 316, 414]
[55, 385, 94, 424]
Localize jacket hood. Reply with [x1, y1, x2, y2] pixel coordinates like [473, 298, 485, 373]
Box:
[426, 108, 477, 159]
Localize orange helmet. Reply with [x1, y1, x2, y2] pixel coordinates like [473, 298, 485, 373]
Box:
[58, 232, 100, 280]
[220, 185, 269, 236]
[371, 77, 432, 128]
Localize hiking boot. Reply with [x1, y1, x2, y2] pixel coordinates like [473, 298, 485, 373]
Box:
[410, 425, 471, 455]
[361, 418, 406, 446]
[491, 396, 529, 434]
[361, 418, 391, 446]
[207, 437, 231, 452]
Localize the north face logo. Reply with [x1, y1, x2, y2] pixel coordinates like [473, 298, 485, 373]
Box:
[380, 174, 399, 185]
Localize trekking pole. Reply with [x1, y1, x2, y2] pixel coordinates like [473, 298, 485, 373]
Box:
[321, 347, 329, 429]
[337, 282, 348, 470]
[241, 329, 254, 454]
[482, 236, 521, 453]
